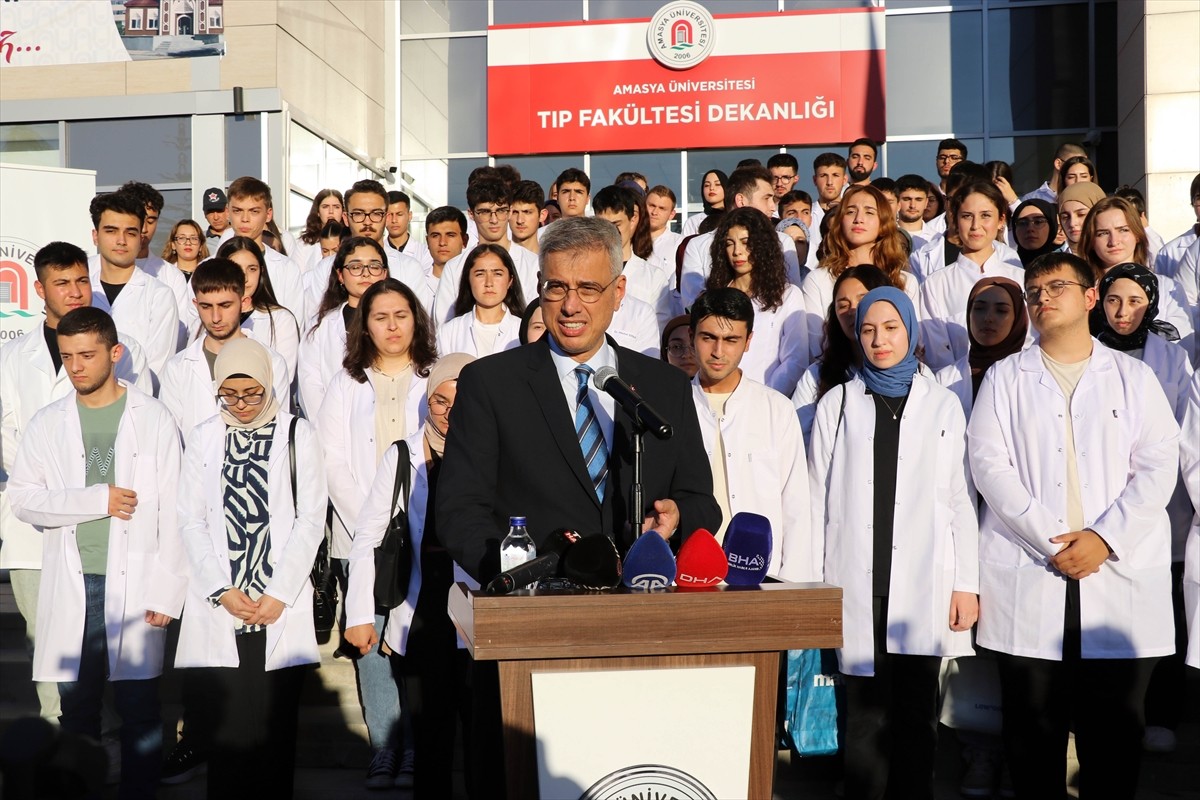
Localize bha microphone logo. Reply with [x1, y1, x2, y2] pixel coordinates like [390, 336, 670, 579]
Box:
[728, 553, 766, 570]
[581, 763, 718, 800]
[626, 572, 671, 590]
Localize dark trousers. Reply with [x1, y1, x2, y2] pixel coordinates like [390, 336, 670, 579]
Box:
[840, 596, 942, 800]
[994, 584, 1159, 800]
[198, 631, 307, 800]
[396, 549, 474, 798]
[1144, 561, 1187, 729]
[58, 574, 162, 800]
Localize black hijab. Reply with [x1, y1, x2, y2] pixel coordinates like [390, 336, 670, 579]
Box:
[1012, 198, 1059, 267]
[1091, 263, 1180, 351]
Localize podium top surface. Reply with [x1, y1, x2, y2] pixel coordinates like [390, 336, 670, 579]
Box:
[448, 581, 842, 661]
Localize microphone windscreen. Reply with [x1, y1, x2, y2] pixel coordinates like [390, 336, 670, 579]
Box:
[560, 534, 622, 589]
[723, 512, 772, 586]
[675, 529, 728, 588]
[621, 533, 676, 590]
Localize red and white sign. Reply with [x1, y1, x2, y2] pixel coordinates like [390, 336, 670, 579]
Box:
[487, 7, 886, 156]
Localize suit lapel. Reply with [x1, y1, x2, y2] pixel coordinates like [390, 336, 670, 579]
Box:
[527, 341, 601, 509]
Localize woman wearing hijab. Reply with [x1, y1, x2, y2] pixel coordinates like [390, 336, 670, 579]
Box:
[1091, 263, 1195, 753]
[1057, 181, 1106, 257]
[344, 354, 479, 797]
[1011, 199, 1060, 267]
[175, 338, 328, 799]
[809, 287, 978, 800]
[936, 276, 1030, 417]
[681, 169, 727, 237]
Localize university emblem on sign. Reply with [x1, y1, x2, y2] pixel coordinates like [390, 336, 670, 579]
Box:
[581, 763, 718, 800]
[647, 1, 715, 70]
[0, 237, 38, 320]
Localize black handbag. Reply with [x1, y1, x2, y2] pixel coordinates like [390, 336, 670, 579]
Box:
[373, 440, 413, 610]
[289, 417, 337, 634]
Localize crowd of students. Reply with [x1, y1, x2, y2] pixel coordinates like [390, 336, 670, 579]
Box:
[1, 139, 1198, 799]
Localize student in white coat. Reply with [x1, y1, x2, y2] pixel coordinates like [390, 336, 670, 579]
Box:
[687, 289, 813, 577]
[293, 189, 344, 275]
[217, 237, 301, 386]
[1153, 174, 1199, 279]
[1089, 263, 1196, 751]
[801, 184, 922, 363]
[1179, 372, 1200, 671]
[297, 237, 389, 417]
[706, 207, 808, 396]
[967, 252, 1180, 799]
[159, 259, 292, 438]
[0, 243, 153, 725]
[316, 278, 435, 788]
[344, 354, 478, 796]
[921, 182, 1026, 370]
[808, 286, 978, 800]
[175, 338, 327, 799]
[592, 185, 674, 330]
[87, 191, 180, 382]
[436, 244, 524, 359]
[8, 307, 186, 798]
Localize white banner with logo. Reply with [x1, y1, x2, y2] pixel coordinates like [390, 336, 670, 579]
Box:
[0, 163, 97, 343]
[0, 0, 130, 67]
[531, 666, 754, 799]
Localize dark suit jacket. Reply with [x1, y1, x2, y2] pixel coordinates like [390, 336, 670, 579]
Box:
[436, 336, 721, 583]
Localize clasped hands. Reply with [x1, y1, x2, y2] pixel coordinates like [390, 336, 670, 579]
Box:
[218, 588, 285, 626]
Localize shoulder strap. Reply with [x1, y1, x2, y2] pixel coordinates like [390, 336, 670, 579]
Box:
[832, 383, 847, 450]
[288, 416, 299, 513]
[388, 440, 412, 516]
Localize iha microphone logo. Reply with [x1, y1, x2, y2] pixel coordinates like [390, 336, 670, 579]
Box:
[626, 573, 670, 590]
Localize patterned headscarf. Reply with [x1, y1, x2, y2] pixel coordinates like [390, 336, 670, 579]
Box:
[1091, 263, 1179, 351]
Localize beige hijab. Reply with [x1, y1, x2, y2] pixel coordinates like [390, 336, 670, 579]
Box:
[213, 337, 280, 430]
[424, 352, 476, 457]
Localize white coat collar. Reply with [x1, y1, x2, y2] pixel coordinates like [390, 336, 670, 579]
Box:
[15, 323, 56, 377]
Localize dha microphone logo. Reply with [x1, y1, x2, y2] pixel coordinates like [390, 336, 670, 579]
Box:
[627, 573, 671, 590]
[581, 763, 718, 800]
[675, 572, 720, 586]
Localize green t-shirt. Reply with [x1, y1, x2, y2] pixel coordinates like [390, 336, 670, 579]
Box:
[76, 393, 128, 575]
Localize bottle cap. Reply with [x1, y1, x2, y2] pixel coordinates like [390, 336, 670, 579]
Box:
[509, 516, 527, 527]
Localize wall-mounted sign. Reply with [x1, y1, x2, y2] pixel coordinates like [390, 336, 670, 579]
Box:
[487, 6, 886, 155]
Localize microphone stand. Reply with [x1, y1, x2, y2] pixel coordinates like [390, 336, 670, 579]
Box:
[630, 418, 645, 541]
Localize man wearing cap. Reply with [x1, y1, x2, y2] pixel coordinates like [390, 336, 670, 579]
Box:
[203, 188, 229, 253]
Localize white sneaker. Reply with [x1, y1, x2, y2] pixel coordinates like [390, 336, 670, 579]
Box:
[1143, 725, 1177, 753]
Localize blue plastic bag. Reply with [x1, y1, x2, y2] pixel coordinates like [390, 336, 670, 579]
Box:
[784, 648, 841, 757]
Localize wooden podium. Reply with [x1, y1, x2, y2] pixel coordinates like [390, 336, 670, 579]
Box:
[448, 581, 842, 799]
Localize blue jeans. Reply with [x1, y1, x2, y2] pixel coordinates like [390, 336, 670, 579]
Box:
[58, 574, 162, 799]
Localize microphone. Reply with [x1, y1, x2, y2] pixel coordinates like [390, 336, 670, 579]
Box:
[560, 534, 623, 589]
[621, 532, 676, 590]
[486, 529, 580, 595]
[675, 529, 728, 588]
[723, 512, 772, 586]
[593, 366, 673, 440]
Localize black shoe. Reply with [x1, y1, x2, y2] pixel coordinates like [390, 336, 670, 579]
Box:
[161, 740, 207, 785]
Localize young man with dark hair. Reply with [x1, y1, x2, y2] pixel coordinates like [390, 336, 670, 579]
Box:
[0, 243, 151, 727]
[384, 190, 431, 267]
[645, 184, 683, 278]
[1155, 173, 1200, 280]
[112, 181, 192, 331]
[847, 138, 879, 186]
[424, 205, 468, 299]
[767, 153, 800, 200]
[895, 174, 933, 248]
[1022, 142, 1089, 205]
[871, 177, 898, 211]
[935, 138, 970, 196]
[614, 171, 648, 193]
[688, 287, 811, 570]
[202, 187, 230, 252]
[432, 179, 539, 323]
[968, 252, 1180, 799]
[593, 185, 673, 329]
[509, 179, 545, 255]
[9, 305, 186, 799]
[87, 192, 180, 380]
[224, 176, 309, 328]
[554, 168, 591, 218]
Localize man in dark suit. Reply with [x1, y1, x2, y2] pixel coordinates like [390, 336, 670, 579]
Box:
[437, 216, 721, 584]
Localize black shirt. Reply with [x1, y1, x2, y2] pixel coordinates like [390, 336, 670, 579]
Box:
[341, 303, 356, 331]
[871, 392, 906, 597]
[43, 324, 62, 374]
[100, 281, 126, 305]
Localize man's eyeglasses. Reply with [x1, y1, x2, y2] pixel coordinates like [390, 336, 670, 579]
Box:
[341, 260, 387, 277]
[771, 175, 796, 184]
[540, 276, 619, 303]
[936, 154, 964, 164]
[347, 209, 387, 223]
[216, 391, 266, 408]
[1024, 280, 1086, 304]
[475, 206, 510, 220]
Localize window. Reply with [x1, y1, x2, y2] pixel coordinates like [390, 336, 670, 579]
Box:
[68, 117, 192, 185]
[400, 0, 486, 35]
[988, 4, 1090, 132]
[885, 11, 984, 136]
[131, 16, 141, 30]
[0, 123, 61, 168]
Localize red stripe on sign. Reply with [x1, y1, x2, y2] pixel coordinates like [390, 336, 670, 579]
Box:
[486, 6, 883, 31]
[487, 50, 886, 155]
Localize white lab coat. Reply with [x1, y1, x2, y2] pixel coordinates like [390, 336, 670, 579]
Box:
[315, 368, 428, 558]
[136, 254, 191, 341]
[305, 249, 432, 324]
[436, 307, 522, 359]
[920, 252, 1026, 371]
[967, 344, 1180, 660]
[623, 254, 674, 331]
[1155, 227, 1198, 279]
[608, 294, 661, 357]
[679, 230, 801, 311]
[935, 356, 975, 420]
[346, 435, 479, 656]
[262, 246, 310, 335]
[808, 374, 978, 676]
[242, 306, 300, 387]
[175, 412, 328, 671]
[88, 263, 180, 381]
[432, 245, 539, 325]
[158, 336, 292, 439]
[691, 376, 814, 581]
[791, 361, 823, 449]
[801, 267, 922, 362]
[7, 384, 185, 681]
[650, 230, 684, 277]
[1, 331, 152, 569]
[741, 284, 809, 397]
[297, 305, 348, 418]
[1178, 371, 1200, 669]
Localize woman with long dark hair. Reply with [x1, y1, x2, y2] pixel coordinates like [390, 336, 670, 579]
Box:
[682, 169, 727, 237]
[294, 189, 345, 271]
[436, 244, 524, 358]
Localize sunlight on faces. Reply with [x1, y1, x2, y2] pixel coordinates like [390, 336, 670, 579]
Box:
[1058, 201, 1090, 245]
[60, 333, 122, 395]
[469, 252, 514, 310]
[814, 166, 846, 205]
[645, 194, 675, 233]
[230, 196, 272, 240]
[781, 200, 812, 227]
[956, 192, 1003, 254]
[694, 315, 752, 388]
[339, 245, 388, 302]
[848, 145, 876, 182]
[1025, 265, 1097, 335]
[472, 202, 509, 244]
[1014, 205, 1051, 251]
[540, 247, 624, 362]
[969, 285, 1017, 347]
[525, 305, 547, 343]
[172, 222, 203, 262]
[858, 300, 909, 369]
[386, 202, 411, 238]
[509, 202, 541, 241]
[1103, 277, 1149, 336]
[666, 325, 697, 378]
[195, 288, 248, 342]
[319, 195, 343, 223]
[1091, 208, 1139, 269]
[366, 290, 416, 360]
[897, 189, 928, 225]
[842, 195, 881, 249]
[426, 222, 465, 267]
[345, 193, 387, 241]
[35, 265, 92, 325]
[1063, 164, 1092, 186]
[724, 226, 753, 279]
[769, 167, 798, 198]
[834, 278, 869, 339]
[428, 380, 458, 436]
[218, 377, 266, 425]
[93, 210, 142, 269]
[557, 182, 589, 218]
[741, 179, 777, 217]
[702, 174, 724, 206]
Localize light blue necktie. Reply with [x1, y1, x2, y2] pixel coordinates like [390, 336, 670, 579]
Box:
[574, 365, 609, 502]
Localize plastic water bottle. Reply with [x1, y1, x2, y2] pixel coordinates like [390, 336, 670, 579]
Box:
[499, 516, 537, 573]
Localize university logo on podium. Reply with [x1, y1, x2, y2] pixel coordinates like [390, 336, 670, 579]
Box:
[647, 1, 714, 70]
